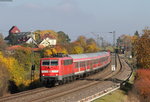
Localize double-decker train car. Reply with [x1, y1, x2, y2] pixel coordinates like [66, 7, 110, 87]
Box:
[40, 51, 111, 85]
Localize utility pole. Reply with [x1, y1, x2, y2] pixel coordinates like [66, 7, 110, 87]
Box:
[91, 32, 103, 48]
[109, 31, 117, 71]
[109, 31, 116, 49]
[30, 31, 35, 82]
[113, 31, 116, 47]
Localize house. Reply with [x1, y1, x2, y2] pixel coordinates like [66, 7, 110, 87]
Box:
[5, 26, 57, 48]
[39, 37, 56, 48]
[6, 32, 36, 45]
[5, 26, 36, 45]
[26, 37, 37, 45]
[9, 26, 20, 34]
[5, 26, 21, 41]
[16, 32, 36, 44]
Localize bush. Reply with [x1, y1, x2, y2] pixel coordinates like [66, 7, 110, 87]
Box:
[0, 62, 9, 96]
[134, 69, 150, 101]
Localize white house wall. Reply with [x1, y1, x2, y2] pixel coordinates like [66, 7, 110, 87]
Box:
[39, 38, 56, 47]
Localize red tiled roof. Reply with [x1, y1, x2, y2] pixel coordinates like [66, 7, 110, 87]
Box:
[9, 26, 21, 34]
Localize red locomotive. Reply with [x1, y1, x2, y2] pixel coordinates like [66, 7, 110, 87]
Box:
[40, 51, 111, 85]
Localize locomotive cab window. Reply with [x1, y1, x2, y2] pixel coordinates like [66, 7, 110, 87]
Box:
[51, 60, 58, 66]
[42, 60, 50, 66]
[42, 60, 58, 66]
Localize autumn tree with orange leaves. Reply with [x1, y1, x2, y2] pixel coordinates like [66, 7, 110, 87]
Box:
[134, 29, 150, 68]
[132, 29, 150, 102]
[134, 69, 150, 101]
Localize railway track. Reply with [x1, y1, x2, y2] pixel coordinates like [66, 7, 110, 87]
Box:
[0, 54, 131, 102]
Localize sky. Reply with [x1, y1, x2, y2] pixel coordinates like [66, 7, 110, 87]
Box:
[0, 0, 150, 43]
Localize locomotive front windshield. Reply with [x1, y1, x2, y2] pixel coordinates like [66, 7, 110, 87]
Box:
[42, 60, 58, 66]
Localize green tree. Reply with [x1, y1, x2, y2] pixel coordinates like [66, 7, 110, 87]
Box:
[57, 31, 71, 44]
[5, 34, 18, 45]
[0, 33, 7, 51]
[134, 31, 139, 37]
[12, 48, 32, 71]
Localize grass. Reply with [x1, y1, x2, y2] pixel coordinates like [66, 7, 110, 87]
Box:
[128, 72, 135, 84]
[93, 90, 128, 102]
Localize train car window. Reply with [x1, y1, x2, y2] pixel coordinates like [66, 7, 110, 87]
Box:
[80, 62, 82, 67]
[51, 60, 58, 66]
[88, 60, 91, 66]
[64, 60, 68, 65]
[100, 58, 103, 62]
[93, 60, 95, 64]
[80, 61, 86, 67]
[81, 62, 83, 67]
[106, 57, 108, 60]
[99, 58, 101, 63]
[69, 59, 73, 64]
[78, 62, 80, 68]
[84, 61, 86, 67]
[103, 57, 108, 61]
[96, 59, 98, 64]
[91, 60, 94, 65]
[97, 59, 99, 63]
[64, 59, 73, 65]
[103, 58, 105, 62]
[75, 62, 78, 68]
[94, 59, 97, 64]
[42, 60, 50, 66]
[85, 61, 87, 67]
[99, 56, 108, 63]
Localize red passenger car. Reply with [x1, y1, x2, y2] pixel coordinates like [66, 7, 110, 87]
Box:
[40, 52, 111, 85]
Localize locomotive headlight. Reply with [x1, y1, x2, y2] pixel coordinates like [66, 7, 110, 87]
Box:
[56, 74, 58, 76]
[51, 70, 59, 73]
